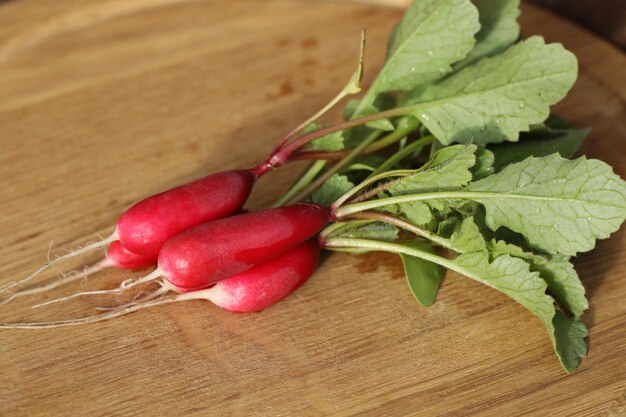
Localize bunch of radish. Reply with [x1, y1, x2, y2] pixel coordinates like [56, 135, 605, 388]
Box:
[0, 162, 330, 327]
[6, 1, 626, 378]
[0, 36, 374, 327]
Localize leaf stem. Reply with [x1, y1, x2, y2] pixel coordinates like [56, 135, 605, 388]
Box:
[292, 125, 418, 161]
[285, 130, 382, 204]
[369, 135, 435, 177]
[271, 31, 366, 155]
[347, 211, 454, 250]
[330, 169, 414, 213]
[318, 219, 373, 240]
[268, 104, 422, 167]
[334, 190, 573, 219]
[323, 237, 461, 273]
[272, 160, 327, 207]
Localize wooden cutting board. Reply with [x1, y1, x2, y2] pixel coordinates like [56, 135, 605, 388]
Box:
[0, 1, 625, 415]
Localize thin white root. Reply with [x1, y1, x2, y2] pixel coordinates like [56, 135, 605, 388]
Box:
[31, 277, 137, 309]
[0, 260, 111, 307]
[95, 284, 169, 311]
[30, 268, 162, 309]
[0, 234, 117, 294]
[0, 298, 181, 329]
[119, 269, 163, 290]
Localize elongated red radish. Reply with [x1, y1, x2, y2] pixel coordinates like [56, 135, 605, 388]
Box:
[0, 242, 321, 328]
[116, 169, 257, 256]
[155, 203, 328, 289]
[0, 241, 157, 306]
[179, 240, 320, 312]
[2, 169, 258, 294]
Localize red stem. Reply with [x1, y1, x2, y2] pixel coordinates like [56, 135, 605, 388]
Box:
[267, 106, 411, 168]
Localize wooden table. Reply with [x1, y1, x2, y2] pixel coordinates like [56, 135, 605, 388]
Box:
[1, 1, 625, 415]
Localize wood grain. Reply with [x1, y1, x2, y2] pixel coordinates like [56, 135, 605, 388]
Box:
[0, 1, 625, 416]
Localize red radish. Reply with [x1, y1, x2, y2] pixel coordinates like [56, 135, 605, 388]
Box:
[177, 240, 320, 312]
[0, 241, 157, 306]
[105, 240, 158, 270]
[1, 168, 259, 294]
[0, 241, 321, 328]
[116, 169, 258, 256]
[155, 203, 328, 289]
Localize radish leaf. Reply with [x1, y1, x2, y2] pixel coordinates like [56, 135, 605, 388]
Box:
[400, 241, 444, 306]
[387, 144, 477, 195]
[454, 0, 521, 70]
[466, 154, 626, 255]
[355, 0, 479, 115]
[380, 0, 479, 92]
[311, 174, 354, 206]
[454, 250, 587, 373]
[489, 125, 589, 171]
[406, 37, 577, 145]
[301, 123, 344, 152]
[488, 240, 587, 317]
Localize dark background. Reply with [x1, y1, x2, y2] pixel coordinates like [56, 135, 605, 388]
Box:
[527, 0, 626, 50]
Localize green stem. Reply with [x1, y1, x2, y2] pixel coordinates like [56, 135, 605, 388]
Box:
[330, 169, 414, 212]
[272, 160, 327, 207]
[334, 190, 570, 219]
[369, 135, 435, 177]
[347, 211, 454, 250]
[351, 77, 381, 118]
[268, 103, 423, 167]
[285, 130, 382, 204]
[318, 219, 373, 240]
[323, 237, 461, 273]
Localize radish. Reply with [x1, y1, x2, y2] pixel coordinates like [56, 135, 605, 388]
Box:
[129, 203, 328, 290]
[0, 241, 157, 306]
[105, 240, 158, 270]
[0, 241, 321, 328]
[176, 240, 320, 313]
[2, 168, 261, 294]
[115, 169, 259, 256]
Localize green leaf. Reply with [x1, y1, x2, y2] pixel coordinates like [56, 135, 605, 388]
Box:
[376, 0, 479, 93]
[310, 174, 354, 206]
[386, 145, 477, 225]
[400, 241, 444, 306]
[488, 240, 587, 317]
[489, 125, 589, 171]
[398, 202, 433, 226]
[387, 144, 477, 195]
[450, 216, 486, 253]
[454, 0, 521, 70]
[472, 147, 495, 179]
[454, 251, 587, 372]
[466, 154, 626, 256]
[301, 123, 345, 152]
[551, 313, 588, 373]
[405, 36, 578, 145]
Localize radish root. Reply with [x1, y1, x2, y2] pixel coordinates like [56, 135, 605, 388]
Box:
[95, 284, 169, 311]
[0, 234, 116, 294]
[24, 267, 161, 309]
[0, 297, 181, 329]
[0, 259, 113, 306]
[32, 277, 137, 308]
[0, 283, 214, 329]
